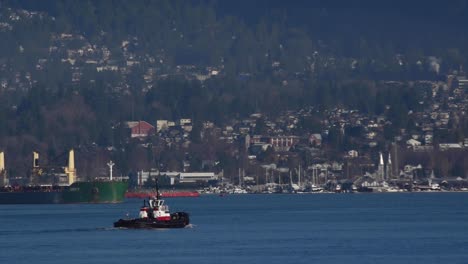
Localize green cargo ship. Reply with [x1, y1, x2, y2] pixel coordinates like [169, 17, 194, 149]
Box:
[0, 181, 128, 204]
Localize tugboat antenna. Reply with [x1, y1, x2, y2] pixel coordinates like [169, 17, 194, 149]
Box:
[155, 174, 161, 200]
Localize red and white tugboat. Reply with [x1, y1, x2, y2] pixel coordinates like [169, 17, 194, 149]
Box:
[114, 180, 189, 229]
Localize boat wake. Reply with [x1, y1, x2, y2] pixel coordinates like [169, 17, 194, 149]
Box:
[111, 225, 195, 231]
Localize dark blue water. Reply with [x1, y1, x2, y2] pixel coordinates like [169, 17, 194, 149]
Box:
[1, 193, 468, 264]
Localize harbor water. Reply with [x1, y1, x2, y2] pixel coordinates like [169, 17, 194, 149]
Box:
[1, 193, 467, 264]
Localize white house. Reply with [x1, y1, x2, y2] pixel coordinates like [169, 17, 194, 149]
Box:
[406, 139, 422, 147]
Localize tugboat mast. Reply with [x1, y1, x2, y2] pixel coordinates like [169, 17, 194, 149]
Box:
[155, 174, 161, 200]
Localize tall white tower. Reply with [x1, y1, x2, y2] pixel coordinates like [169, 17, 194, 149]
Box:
[386, 152, 392, 180]
[378, 152, 384, 181]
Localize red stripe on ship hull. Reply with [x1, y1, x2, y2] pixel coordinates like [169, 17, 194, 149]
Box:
[125, 191, 199, 198]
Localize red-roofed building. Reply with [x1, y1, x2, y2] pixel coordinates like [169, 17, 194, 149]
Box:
[127, 121, 155, 138]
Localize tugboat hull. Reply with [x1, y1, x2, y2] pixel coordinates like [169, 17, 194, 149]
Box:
[114, 212, 189, 229]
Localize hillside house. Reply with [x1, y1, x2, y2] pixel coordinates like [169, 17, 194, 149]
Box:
[309, 134, 322, 146]
[127, 121, 155, 138]
[406, 139, 422, 148]
[270, 136, 300, 151]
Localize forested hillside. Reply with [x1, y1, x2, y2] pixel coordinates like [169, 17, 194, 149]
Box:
[1, 0, 468, 179]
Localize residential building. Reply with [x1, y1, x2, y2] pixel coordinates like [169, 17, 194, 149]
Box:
[127, 121, 154, 138]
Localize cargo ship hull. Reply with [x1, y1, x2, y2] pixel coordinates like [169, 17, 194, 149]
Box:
[0, 191, 63, 204]
[0, 181, 128, 204]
